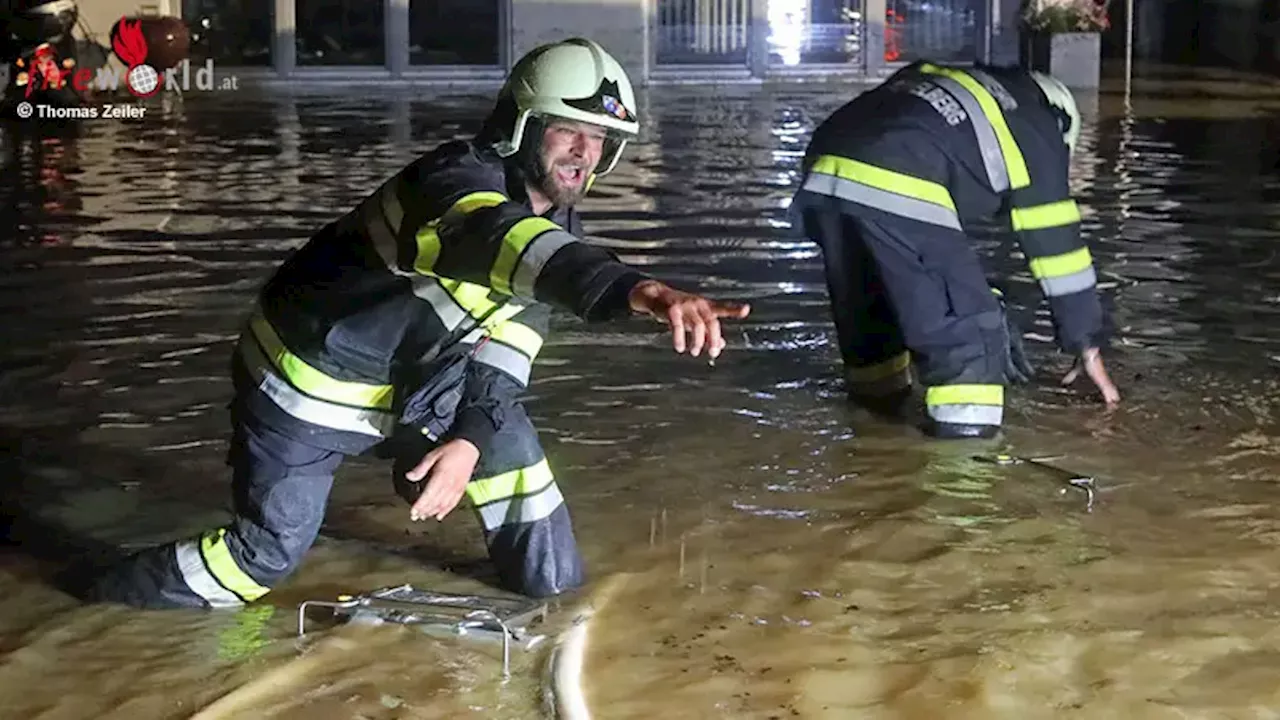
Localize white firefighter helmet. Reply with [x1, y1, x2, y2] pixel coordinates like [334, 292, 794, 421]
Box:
[491, 38, 639, 176]
[1029, 71, 1081, 155]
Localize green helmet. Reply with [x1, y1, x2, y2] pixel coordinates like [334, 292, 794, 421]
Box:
[1029, 71, 1081, 156]
[489, 38, 639, 177]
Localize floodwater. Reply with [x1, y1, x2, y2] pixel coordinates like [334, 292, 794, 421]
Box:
[2, 62, 1280, 718]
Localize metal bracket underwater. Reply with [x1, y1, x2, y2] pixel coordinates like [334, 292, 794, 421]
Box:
[975, 453, 1098, 512]
[297, 584, 551, 681]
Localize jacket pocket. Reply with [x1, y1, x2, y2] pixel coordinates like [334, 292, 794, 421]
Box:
[397, 350, 470, 440]
[324, 321, 397, 381]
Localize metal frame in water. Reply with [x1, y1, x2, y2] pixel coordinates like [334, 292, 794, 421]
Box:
[976, 454, 1099, 512]
[297, 584, 551, 681]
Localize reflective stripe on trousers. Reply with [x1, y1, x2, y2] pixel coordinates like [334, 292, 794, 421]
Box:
[925, 384, 1004, 427]
[846, 351, 913, 396]
[467, 457, 564, 532]
[174, 528, 270, 608]
[87, 409, 346, 610]
[391, 399, 585, 598]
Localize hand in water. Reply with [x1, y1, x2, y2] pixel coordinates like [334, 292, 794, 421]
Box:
[406, 438, 480, 522]
[1061, 347, 1121, 407]
[627, 279, 751, 360]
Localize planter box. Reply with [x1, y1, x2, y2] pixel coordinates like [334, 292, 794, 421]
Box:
[1021, 31, 1101, 89]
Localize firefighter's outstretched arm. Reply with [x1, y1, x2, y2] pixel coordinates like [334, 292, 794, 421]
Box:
[376, 152, 749, 359]
[1008, 171, 1120, 406]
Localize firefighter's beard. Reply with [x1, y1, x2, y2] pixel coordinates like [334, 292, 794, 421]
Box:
[533, 154, 594, 209]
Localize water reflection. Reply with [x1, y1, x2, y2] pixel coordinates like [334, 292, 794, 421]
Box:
[1, 130, 86, 247]
[1, 69, 1280, 715]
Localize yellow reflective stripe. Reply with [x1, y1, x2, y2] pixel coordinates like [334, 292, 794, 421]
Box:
[1028, 246, 1092, 279]
[237, 335, 396, 437]
[485, 319, 544, 358]
[475, 482, 564, 531]
[1011, 200, 1081, 231]
[811, 154, 955, 210]
[925, 384, 1004, 406]
[413, 191, 508, 274]
[439, 277, 501, 318]
[847, 352, 910, 382]
[483, 303, 526, 329]
[921, 65, 1031, 189]
[201, 528, 270, 602]
[489, 217, 561, 295]
[452, 191, 508, 214]
[436, 278, 528, 335]
[465, 457, 555, 507]
[249, 314, 393, 410]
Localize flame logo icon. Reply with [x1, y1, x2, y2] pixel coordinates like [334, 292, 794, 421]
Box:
[111, 17, 159, 98]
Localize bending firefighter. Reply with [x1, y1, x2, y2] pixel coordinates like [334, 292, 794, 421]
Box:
[792, 61, 1121, 439]
[84, 38, 751, 609]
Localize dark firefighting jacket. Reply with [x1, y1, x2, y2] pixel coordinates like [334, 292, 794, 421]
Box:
[800, 60, 1105, 356]
[233, 138, 651, 455]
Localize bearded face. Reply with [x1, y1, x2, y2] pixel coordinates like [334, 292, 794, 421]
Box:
[530, 117, 609, 208]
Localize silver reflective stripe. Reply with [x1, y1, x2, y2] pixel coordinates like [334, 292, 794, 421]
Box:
[1040, 267, 1097, 297]
[381, 182, 404, 236]
[927, 74, 1010, 193]
[474, 341, 533, 385]
[967, 68, 1019, 111]
[475, 482, 565, 532]
[927, 403, 1003, 426]
[174, 539, 244, 608]
[411, 280, 468, 330]
[365, 196, 406, 274]
[238, 338, 396, 437]
[511, 230, 576, 298]
[802, 171, 962, 230]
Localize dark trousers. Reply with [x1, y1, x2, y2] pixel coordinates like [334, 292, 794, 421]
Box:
[801, 201, 1009, 438]
[87, 401, 584, 609]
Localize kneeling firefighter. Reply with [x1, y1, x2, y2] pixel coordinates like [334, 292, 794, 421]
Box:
[792, 61, 1121, 439]
[83, 38, 751, 609]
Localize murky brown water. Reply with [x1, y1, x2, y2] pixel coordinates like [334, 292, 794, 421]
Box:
[3, 64, 1280, 718]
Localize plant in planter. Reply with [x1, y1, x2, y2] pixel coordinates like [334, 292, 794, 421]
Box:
[1021, 0, 1111, 33]
[1020, 0, 1112, 88]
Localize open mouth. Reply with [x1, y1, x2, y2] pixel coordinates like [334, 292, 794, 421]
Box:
[554, 164, 584, 187]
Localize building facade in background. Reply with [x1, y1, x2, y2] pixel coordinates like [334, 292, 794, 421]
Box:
[60, 0, 1030, 85]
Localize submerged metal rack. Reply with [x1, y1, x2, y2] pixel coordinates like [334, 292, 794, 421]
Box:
[975, 453, 1098, 512]
[297, 584, 550, 680]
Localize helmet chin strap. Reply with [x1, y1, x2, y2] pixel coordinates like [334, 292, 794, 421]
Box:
[513, 115, 553, 200]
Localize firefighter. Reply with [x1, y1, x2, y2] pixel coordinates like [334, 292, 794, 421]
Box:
[792, 61, 1120, 440]
[82, 38, 751, 609]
